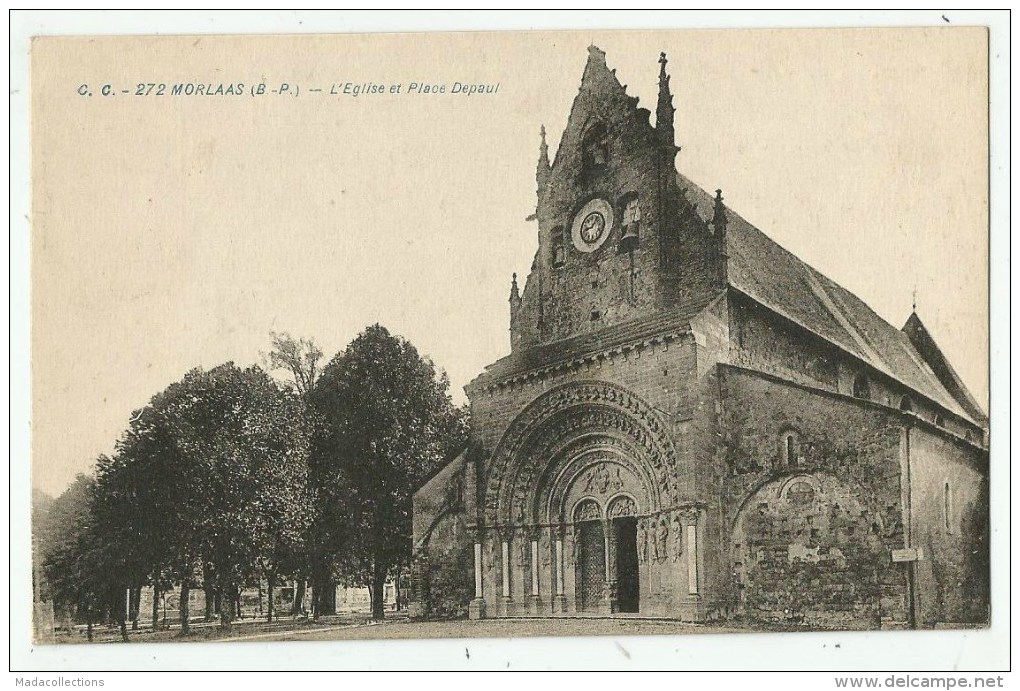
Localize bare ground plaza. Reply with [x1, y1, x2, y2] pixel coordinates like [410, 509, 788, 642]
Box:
[57, 613, 767, 644]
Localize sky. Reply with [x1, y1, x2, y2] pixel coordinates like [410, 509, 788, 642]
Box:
[29, 28, 989, 497]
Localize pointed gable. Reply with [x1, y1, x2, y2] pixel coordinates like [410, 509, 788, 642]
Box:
[547, 45, 655, 179]
[902, 312, 988, 424]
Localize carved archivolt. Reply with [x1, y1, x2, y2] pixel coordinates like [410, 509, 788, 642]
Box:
[573, 498, 603, 522]
[484, 381, 681, 525]
[607, 495, 638, 519]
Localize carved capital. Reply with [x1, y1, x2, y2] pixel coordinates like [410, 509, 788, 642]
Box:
[677, 505, 701, 526]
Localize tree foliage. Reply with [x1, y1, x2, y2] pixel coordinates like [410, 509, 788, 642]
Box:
[309, 324, 468, 618]
[39, 475, 114, 638]
[40, 326, 469, 634]
[94, 362, 314, 631]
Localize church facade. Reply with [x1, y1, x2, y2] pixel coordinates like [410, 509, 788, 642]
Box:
[411, 47, 989, 629]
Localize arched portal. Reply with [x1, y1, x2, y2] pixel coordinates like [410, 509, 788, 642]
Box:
[479, 381, 689, 617]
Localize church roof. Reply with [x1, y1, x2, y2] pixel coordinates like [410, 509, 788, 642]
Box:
[677, 172, 985, 427]
[472, 305, 703, 387]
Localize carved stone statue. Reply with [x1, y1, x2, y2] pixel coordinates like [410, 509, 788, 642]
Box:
[637, 519, 648, 564]
[671, 513, 684, 562]
[487, 537, 500, 582]
[656, 518, 669, 563]
[517, 538, 529, 567]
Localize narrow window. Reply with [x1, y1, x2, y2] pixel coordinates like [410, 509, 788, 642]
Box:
[780, 430, 800, 467]
[853, 373, 871, 399]
[934, 413, 945, 428]
[943, 482, 953, 533]
[551, 226, 565, 268]
[582, 124, 609, 173]
[899, 395, 913, 412]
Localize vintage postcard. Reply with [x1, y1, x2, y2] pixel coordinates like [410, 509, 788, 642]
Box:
[18, 18, 1002, 672]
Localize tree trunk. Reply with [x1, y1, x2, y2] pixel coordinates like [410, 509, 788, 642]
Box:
[151, 585, 160, 631]
[394, 566, 401, 610]
[118, 587, 130, 642]
[371, 559, 386, 620]
[311, 578, 321, 621]
[86, 615, 94, 642]
[292, 579, 306, 616]
[204, 585, 215, 622]
[130, 586, 142, 630]
[267, 573, 275, 623]
[218, 585, 234, 631]
[179, 582, 190, 635]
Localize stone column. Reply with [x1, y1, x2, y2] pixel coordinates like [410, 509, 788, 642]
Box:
[554, 525, 567, 612]
[499, 527, 513, 616]
[468, 527, 486, 620]
[475, 542, 484, 597]
[681, 509, 700, 595]
[529, 529, 541, 614]
[601, 518, 614, 615]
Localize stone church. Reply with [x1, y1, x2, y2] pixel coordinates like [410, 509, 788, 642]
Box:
[411, 47, 989, 629]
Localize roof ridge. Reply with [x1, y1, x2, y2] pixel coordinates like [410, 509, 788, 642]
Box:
[680, 166, 980, 426]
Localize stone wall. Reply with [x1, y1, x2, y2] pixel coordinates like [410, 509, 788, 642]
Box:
[470, 334, 700, 465]
[729, 293, 983, 443]
[410, 450, 472, 618]
[908, 429, 989, 626]
[716, 365, 909, 628]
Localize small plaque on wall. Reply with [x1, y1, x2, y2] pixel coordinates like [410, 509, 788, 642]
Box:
[891, 547, 924, 562]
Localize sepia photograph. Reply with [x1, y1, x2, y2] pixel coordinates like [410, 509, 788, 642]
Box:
[12, 10, 1008, 676]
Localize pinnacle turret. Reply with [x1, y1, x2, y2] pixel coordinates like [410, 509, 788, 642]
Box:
[536, 125, 551, 195]
[656, 52, 677, 152]
[712, 189, 728, 236]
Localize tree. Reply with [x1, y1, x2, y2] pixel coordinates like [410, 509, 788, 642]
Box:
[39, 475, 116, 641]
[263, 331, 323, 617]
[96, 362, 314, 633]
[95, 377, 214, 635]
[309, 324, 468, 619]
[32, 489, 55, 605]
[264, 331, 323, 399]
